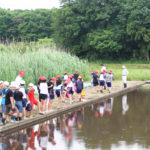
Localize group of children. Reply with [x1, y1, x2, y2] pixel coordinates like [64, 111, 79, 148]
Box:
[0, 70, 84, 125]
[0, 64, 128, 125]
[91, 64, 114, 93]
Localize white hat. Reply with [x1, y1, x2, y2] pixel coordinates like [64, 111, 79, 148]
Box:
[16, 85, 20, 90]
[122, 65, 126, 69]
[10, 82, 16, 88]
[20, 80, 25, 85]
[0, 81, 3, 84]
[4, 81, 9, 86]
[28, 83, 34, 87]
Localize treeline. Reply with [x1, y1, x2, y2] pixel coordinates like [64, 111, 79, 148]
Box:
[0, 0, 150, 61]
[0, 9, 52, 41]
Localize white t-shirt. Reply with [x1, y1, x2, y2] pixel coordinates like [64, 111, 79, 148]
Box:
[40, 136, 48, 149]
[64, 75, 68, 80]
[99, 74, 104, 80]
[39, 83, 48, 95]
[56, 84, 62, 90]
[67, 81, 75, 91]
[101, 66, 106, 72]
[19, 87, 27, 99]
[15, 75, 22, 86]
[122, 69, 129, 76]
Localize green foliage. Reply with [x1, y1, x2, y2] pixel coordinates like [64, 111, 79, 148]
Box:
[0, 42, 89, 84]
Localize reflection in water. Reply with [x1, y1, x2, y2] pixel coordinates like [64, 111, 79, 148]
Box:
[122, 95, 129, 115]
[1, 88, 150, 150]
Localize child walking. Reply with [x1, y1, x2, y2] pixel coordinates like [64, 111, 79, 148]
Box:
[76, 76, 84, 102]
[39, 77, 48, 114]
[99, 72, 105, 93]
[19, 80, 28, 119]
[106, 72, 112, 93]
[55, 76, 62, 109]
[28, 83, 39, 117]
[47, 77, 56, 112]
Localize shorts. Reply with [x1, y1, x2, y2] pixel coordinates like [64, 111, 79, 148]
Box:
[69, 90, 74, 95]
[100, 80, 104, 86]
[77, 89, 82, 94]
[15, 101, 23, 113]
[39, 94, 47, 100]
[22, 99, 27, 108]
[49, 93, 54, 100]
[107, 82, 112, 87]
[93, 81, 98, 86]
[4, 104, 17, 115]
[1, 104, 5, 113]
[55, 90, 61, 97]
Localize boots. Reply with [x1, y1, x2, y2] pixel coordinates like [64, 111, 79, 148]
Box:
[124, 83, 127, 88]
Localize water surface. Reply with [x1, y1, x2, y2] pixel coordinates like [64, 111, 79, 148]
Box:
[1, 87, 150, 150]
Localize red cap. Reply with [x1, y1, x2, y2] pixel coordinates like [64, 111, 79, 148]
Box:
[95, 71, 99, 74]
[41, 76, 46, 80]
[19, 70, 24, 77]
[64, 81, 68, 85]
[100, 72, 104, 74]
[109, 72, 112, 74]
[68, 75, 72, 79]
[75, 70, 78, 73]
[51, 77, 56, 82]
[71, 74, 74, 78]
[80, 74, 83, 77]
[38, 77, 42, 80]
[57, 75, 61, 79]
[64, 72, 67, 75]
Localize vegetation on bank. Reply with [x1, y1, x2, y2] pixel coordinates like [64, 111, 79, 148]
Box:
[0, 42, 89, 84]
[0, 42, 150, 83]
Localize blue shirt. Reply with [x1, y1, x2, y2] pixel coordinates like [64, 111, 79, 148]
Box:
[1, 88, 8, 105]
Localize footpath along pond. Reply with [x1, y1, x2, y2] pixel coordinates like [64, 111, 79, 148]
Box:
[0, 86, 150, 150]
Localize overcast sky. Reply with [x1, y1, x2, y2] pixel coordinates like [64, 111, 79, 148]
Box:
[0, 0, 60, 10]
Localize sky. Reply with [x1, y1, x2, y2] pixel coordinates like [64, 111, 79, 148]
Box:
[0, 0, 60, 10]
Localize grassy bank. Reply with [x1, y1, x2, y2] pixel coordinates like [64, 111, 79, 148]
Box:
[0, 42, 89, 84]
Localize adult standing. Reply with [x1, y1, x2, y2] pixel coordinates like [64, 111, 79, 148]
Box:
[122, 65, 129, 88]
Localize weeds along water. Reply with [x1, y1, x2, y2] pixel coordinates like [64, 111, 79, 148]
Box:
[0, 42, 89, 84]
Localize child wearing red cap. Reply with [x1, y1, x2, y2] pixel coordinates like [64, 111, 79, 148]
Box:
[67, 76, 75, 104]
[39, 77, 48, 114]
[73, 70, 79, 84]
[99, 72, 105, 93]
[63, 72, 68, 81]
[56, 77, 62, 109]
[28, 83, 39, 117]
[106, 72, 112, 93]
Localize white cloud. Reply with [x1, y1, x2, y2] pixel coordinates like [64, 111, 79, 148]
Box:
[0, 0, 60, 10]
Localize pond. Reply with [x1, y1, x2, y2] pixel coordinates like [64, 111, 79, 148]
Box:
[0, 87, 150, 150]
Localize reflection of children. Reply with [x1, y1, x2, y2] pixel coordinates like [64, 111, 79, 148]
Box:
[99, 102, 105, 118]
[106, 98, 114, 115]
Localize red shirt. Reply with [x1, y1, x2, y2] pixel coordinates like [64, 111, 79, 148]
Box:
[28, 90, 36, 102]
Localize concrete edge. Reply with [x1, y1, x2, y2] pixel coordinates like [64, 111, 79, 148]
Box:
[0, 81, 147, 136]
